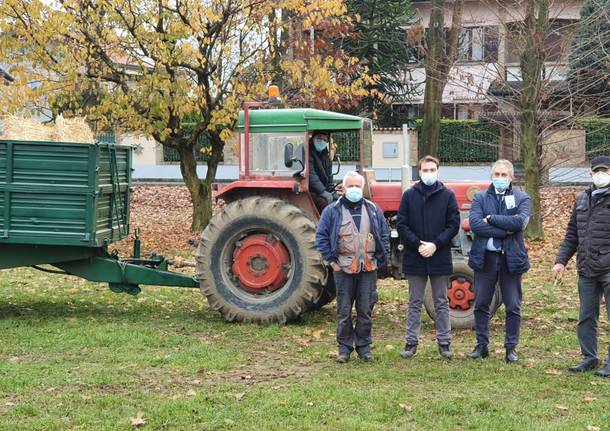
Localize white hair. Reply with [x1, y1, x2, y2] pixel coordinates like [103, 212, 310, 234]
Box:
[491, 159, 514, 177]
[342, 170, 365, 187]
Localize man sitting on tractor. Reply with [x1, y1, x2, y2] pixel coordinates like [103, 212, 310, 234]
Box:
[309, 131, 338, 210]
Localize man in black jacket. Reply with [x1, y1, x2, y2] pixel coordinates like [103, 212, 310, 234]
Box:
[396, 155, 460, 359]
[309, 131, 337, 211]
[554, 155, 610, 377]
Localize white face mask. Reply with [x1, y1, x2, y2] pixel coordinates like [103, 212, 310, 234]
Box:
[592, 171, 610, 188]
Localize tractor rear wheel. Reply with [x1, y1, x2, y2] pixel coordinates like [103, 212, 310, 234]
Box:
[195, 197, 325, 323]
[423, 260, 502, 329]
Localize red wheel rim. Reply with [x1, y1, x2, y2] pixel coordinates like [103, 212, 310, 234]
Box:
[447, 277, 475, 311]
[231, 234, 290, 293]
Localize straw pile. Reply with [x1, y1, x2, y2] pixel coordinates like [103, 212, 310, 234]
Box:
[0, 114, 95, 143]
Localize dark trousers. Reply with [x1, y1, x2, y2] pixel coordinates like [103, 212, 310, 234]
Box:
[577, 273, 610, 360]
[335, 270, 377, 356]
[474, 251, 523, 349]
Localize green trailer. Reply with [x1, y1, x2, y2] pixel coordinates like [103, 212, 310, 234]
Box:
[0, 139, 197, 293]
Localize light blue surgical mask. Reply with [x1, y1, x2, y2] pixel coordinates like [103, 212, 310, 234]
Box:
[345, 187, 363, 203]
[492, 178, 510, 192]
[314, 139, 328, 152]
[420, 172, 438, 186]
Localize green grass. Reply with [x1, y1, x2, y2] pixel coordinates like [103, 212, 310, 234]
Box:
[1, 268, 609, 430]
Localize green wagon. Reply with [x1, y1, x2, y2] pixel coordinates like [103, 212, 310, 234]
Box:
[0, 139, 197, 293]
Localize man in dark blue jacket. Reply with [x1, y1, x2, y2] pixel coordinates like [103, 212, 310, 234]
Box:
[396, 155, 460, 359]
[309, 131, 338, 211]
[316, 171, 389, 363]
[468, 159, 531, 363]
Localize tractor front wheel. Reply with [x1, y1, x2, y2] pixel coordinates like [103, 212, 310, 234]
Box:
[195, 197, 325, 323]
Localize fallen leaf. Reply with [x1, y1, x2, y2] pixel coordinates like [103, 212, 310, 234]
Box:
[555, 404, 569, 412]
[399, 403, 413, 412]
[234, 392, 245, 401]
[63, 317, 77, 322]
[385, 345, 395, 350]
[306, 401, 314, 406]
[312, 329, 324, 339]
[241, 375, 253, 380]
[130, 412, 146, 427]
[186, 389, 197, 397]
[4, 402, 15, 407]
[196, 369, 205, 376]
[586, 426, 600, 431]
[191, 379, 201, 385]
[581, 397, 597, 404]
[8, 356, 20, 363]
[545, 369, 562, 376]
[224, 419, 235, 425]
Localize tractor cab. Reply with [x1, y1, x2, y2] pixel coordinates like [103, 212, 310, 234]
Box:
[216, 106, 373, 219]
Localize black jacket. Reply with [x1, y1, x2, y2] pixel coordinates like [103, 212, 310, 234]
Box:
[309, 146, 334, 195]
[396, 181, 460, 276]
[555, 187, 610, 278]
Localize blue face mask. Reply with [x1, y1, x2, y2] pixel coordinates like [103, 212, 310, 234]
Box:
[314, 139, 327, 152]
[420, 172, 438, 186]
[345, 187, 363, 203]
[492, 178, 510, 192]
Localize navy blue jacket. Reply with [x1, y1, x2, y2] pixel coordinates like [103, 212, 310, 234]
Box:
[316, 198, 390, 268]
[468, 184, 531, 274]
[396, 181, 460, 276]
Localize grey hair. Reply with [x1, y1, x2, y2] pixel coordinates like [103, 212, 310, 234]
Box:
[342, 170, 365, 187]
[491, 159, 514, 176]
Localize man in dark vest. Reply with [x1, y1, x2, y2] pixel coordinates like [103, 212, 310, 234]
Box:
[554, 156, 610, 377]
[396, 155, 460, 359]
[316, 171, 389, 363]
[309, 131, 338, 211]
[468, 159, 531, 363]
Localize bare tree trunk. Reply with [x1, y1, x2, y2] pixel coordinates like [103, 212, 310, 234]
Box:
[420, 0, 463, 157]
[177, 144, 210, 233]
[519, 0, 548, 239]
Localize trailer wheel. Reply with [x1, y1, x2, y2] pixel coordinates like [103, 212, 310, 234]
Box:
[423, 260, 502, 329]
[195, 197, 324, 323]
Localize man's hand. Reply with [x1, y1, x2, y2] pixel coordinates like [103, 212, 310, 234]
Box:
[483, 215, 490, 224]
[330, 261, 341, 272]
[418, 241, 437, 258]
[552, 263, 565, 276]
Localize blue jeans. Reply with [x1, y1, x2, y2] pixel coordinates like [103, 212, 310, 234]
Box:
[334, 270, 377, 356]
[577, 273, 610, 360]
[473, 252, 522, 349]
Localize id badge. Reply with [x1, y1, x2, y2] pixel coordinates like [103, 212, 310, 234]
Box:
[505, 195, 516, 210]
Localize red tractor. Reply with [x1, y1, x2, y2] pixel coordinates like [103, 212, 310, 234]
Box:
[195, 104, 501, 326]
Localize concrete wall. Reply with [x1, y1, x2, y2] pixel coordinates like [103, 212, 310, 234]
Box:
[118, 132, 162, 165]
[541, 127, 587, 169]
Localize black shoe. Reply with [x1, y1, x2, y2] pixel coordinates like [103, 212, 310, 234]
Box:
[594, 362, 610, 378]
[400, 344, 417, 359]
[438, 344, 454, 359]
[360, 352, 374, 362]
[468, 344, 489, 359]
[505, 348, 519, 363]
[568, 358, 598, 373]
[336, 353, 350, 364]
